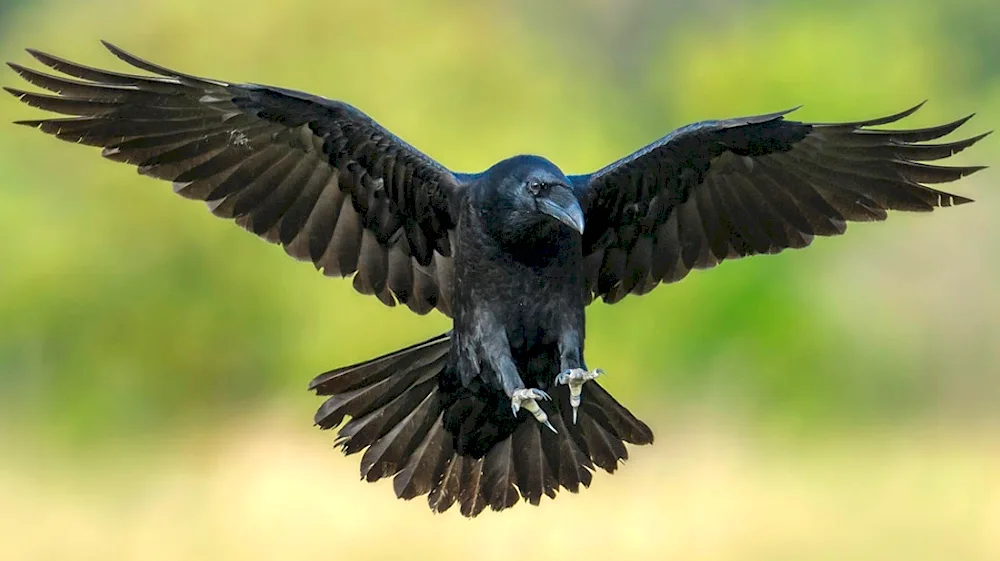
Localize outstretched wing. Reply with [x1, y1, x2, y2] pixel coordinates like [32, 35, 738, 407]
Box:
[571, 103, 988, 304]
[6, 41, 462, 316]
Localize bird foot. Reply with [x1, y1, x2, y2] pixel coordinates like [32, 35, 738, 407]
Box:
[554, 368, 604, 424]
[511, 388, 557, 433]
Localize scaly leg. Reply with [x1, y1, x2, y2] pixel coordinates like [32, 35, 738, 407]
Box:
[459, 313, 559, 434]
[554, 368, 604, 424]
[511, 388, 557, 433]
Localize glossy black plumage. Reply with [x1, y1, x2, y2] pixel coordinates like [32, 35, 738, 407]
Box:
[7, 42, 986, 517]
[572, 104, 986, 303]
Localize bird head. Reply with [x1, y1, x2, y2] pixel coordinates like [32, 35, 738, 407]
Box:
[479, 155, 585, 237]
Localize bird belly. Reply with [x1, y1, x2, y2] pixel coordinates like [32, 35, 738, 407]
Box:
[509, 337, 561, 391]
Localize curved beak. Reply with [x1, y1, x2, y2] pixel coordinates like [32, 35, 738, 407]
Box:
[538, 186, 585, 235]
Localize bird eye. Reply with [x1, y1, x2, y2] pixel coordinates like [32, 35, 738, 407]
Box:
[526, 180, 544, 196]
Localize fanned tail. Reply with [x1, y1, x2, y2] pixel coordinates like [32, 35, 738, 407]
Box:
[310, 333, 654, 517]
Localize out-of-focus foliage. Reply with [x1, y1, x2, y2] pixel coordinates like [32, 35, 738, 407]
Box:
[1, 2, 998, 560]
[3, 421, 998, 561]
[0, 0, 997, 444]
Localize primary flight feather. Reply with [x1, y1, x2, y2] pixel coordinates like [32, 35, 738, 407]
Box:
[6, 41, 987, 516]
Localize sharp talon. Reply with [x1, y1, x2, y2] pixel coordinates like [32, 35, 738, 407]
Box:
[511, 388, 557, 433]
[556, 368, 603, 425]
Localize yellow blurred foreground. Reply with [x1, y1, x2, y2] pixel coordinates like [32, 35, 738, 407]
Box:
[1, 3, 999, 559]
[3, 416, 997, 561]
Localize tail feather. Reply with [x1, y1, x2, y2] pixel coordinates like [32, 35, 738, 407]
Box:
[335, 376, 438, 455]
[310, 333, 655, 517]
[427, 453, 463, 513]
[313, 368, 421, 429]
[583, 382, 656, 445]
[312, 338, 449, 429]
[457, 456, 488, 517]
[480, 438, 519, 511]
[543, 404, 594, 493]
[309, 334, 450, 395]
[360, 388, 443, 482]
[579, 414, 629, 472]
[512, 421, 559, 505]
[393, 413, 452, 500]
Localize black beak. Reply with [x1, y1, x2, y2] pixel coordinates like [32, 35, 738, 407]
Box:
[538, 186, 585, 235]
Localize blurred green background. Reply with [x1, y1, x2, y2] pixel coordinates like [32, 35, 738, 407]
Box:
[1, 0, 997, 560]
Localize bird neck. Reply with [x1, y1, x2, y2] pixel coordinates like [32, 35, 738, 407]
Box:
[461, 206, 580, 271]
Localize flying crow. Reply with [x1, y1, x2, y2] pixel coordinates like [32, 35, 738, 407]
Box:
[6, 42, 987, 517]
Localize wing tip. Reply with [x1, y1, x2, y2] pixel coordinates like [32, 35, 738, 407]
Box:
[767, 105, 802, 120]
[2, 85, 25, 99]
[882, 99, 928, 123]
[100, 39, 137, 66]
[24, 47, 55, 66]
[96, 39, 228, 86]
[99, 40, 132, 60]
[959, 130, 993, 147]
[887, 99, 929, 123]
[819, 100, 929, 128]
[949, 193, 975, 206]
[939, 113, 978, 135]
[99, 40, 153, 72]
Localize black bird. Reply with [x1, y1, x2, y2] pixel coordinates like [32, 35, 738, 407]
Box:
[6, 42, 987, 517]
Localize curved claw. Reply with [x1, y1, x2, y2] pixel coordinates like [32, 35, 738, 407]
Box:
[511, 388, 558, 433]
[555, 368, 604, 424]
[540, 418, 557, 434]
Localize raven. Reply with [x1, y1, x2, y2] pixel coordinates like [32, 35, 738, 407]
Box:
[6, 42, 987, 517]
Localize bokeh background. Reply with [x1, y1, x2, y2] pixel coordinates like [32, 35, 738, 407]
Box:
[1, 0, 998, 559]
